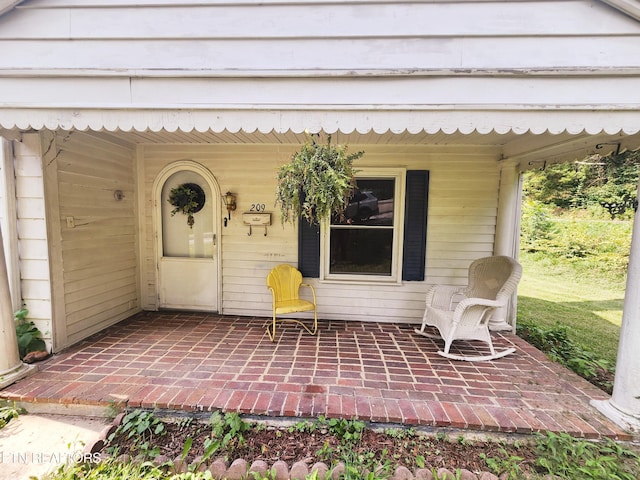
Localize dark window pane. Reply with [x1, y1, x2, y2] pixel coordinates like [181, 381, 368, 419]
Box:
[333, 179, 394, 226]
[329, 228, 393, 275]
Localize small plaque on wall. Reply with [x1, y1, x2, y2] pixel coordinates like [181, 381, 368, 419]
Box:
[242, 212, 271, 226]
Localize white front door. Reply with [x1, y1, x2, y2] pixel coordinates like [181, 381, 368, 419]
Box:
[157, 169, 218, 311]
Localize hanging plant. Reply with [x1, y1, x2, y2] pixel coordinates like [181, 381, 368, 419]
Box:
[168, 183, 206, 228]
[276, 135, 364, 225]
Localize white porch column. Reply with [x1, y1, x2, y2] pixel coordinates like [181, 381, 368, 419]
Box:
[1, 137, 21, 309]
[1, 136, 33, 388]
[0, 223, 34, 389]
[491, 159, 522, 331]
[592, 178, 640, 433]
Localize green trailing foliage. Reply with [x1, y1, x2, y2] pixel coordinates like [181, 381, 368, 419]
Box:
[275, 135, 363, 225]
[14, 307, 46, 360]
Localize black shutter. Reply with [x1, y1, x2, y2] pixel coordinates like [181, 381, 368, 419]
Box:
[298, 218, 320, 278]
[402, 170, 429, 281]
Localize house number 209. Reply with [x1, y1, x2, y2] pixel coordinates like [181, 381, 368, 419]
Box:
[250, 203, 267, 212]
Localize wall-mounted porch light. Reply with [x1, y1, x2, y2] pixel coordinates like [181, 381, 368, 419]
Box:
[222, 191, 236, 225]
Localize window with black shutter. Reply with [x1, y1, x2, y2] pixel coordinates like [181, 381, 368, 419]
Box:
[298, 169, 428, 282]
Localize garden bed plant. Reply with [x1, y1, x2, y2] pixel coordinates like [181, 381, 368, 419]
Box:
[43, 409, 640, 480]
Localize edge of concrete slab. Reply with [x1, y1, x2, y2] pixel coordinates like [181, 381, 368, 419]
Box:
[13, 401, 112, 418]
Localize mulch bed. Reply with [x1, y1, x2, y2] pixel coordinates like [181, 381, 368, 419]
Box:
[103, 417, 540, 477]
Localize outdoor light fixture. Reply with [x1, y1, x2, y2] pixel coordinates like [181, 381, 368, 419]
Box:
[223, 191, 236, 222]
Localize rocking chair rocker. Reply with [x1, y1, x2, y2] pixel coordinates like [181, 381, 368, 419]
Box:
[415, 255, 522, 361]
[266, 264, 318, 341]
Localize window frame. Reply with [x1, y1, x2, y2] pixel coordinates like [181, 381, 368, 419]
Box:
[320, 168, 406, 284]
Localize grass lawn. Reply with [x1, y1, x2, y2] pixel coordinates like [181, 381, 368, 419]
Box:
[517, 251, 624, 367]
[517, 208, 632, 368]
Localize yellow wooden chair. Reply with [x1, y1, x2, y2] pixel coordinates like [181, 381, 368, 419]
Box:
[266, 264, 318, 341]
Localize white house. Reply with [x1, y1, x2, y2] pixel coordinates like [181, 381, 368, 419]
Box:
[0, 0, 639, 431]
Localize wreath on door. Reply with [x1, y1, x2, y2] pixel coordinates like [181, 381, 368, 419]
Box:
[168, 183, 206, 228]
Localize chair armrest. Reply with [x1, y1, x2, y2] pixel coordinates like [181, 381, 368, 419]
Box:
[455, 296, 503, 312]
[426, 284, 467, 310]
[267, 286, 276, 306]
[452, 296, 505, 327]
[300, 283, 317, 304]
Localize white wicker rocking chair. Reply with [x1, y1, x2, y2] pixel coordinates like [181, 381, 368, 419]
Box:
[414, 255, 522, 361]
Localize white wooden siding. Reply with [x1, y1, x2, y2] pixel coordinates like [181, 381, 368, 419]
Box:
[52, 131, 139, 348]
[140, 144, 499, 324]
[1, 1, 638, 73]
[6, 1, 639, 39]
[0, 1, 639, 138]
[12, 134, 52, 346]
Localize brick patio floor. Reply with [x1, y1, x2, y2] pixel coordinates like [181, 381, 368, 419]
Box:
[0, 311, 630, 440]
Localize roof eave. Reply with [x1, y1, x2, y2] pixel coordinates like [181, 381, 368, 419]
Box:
[1, 1, 639, 22]
[0, 0, 22, 17]
[600, 0, 640, 21]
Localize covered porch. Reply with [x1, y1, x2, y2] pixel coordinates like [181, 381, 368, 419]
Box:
[1, 0, 640, 438]
[0, 311, 631, 441]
